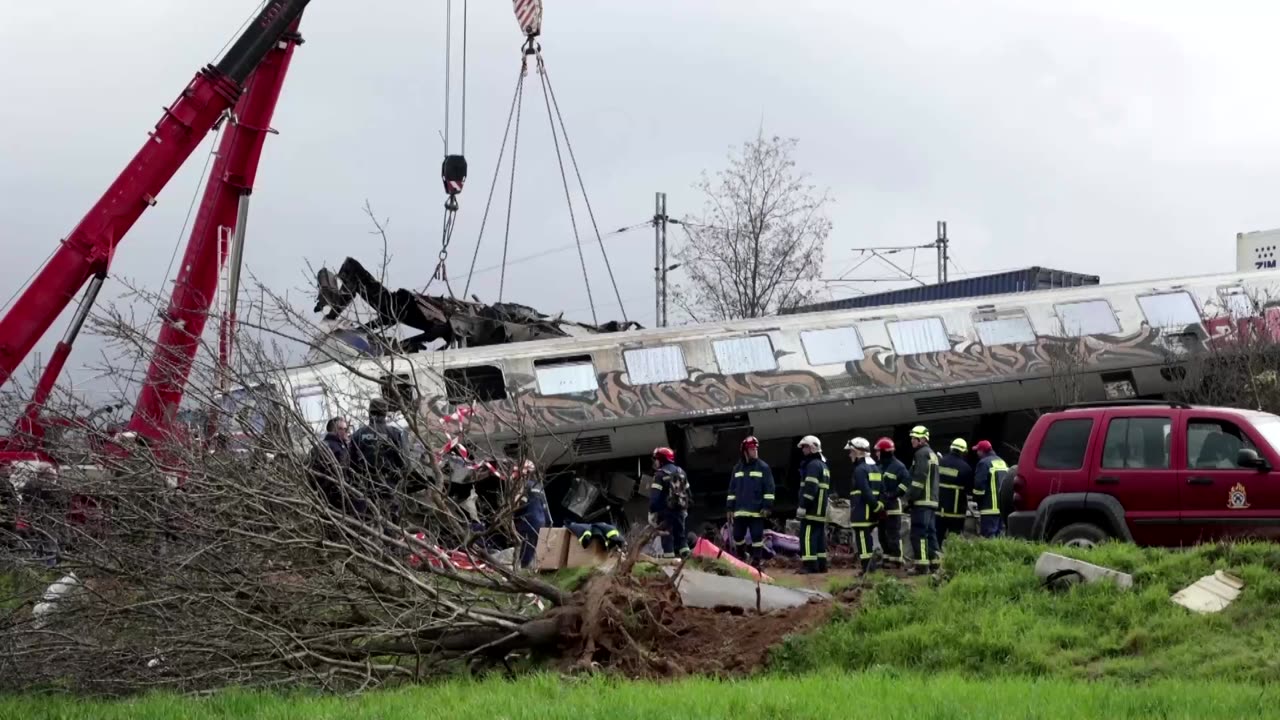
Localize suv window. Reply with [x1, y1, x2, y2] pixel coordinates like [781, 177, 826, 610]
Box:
[1102, 417, 1171, 469]
[1035, 418, 1093, 470]
[1187, 418, 1256, 469]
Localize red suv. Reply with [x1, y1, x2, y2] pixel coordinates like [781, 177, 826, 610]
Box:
[1005, 401, 1280, 547]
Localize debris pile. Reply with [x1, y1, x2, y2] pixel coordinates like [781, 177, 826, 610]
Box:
[312, 257, 640, 356]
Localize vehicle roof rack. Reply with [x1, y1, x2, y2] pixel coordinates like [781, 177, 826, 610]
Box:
[1058, 400, 1192, 411]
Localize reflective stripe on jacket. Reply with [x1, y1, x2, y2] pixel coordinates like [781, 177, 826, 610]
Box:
[973, 454, 1008, 515]
[798, 455, 831, 522]
[938, 452, 973, 518]
[726, 458, 776, 517]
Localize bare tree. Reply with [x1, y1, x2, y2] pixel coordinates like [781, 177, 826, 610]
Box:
[672, 134, 832, 321]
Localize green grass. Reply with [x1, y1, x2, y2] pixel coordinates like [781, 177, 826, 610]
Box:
[772, 538, 1280, 683]
[4, 671, 1276, 719]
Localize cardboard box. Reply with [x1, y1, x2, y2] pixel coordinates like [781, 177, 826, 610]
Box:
[565, 538, 611, 568]
[534, 528, 571, 571]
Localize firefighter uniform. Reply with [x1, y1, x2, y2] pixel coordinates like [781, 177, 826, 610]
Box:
[907, 429, 941, 573]
[727, 456, 776, 564]
[796, 440, 831, 574]
[850, 457, 881, 570]
[650, 457, 691, 557]
[973, 444, 1009, 538]
[874, 445, 910, 568]
[938, 441, 974, 550]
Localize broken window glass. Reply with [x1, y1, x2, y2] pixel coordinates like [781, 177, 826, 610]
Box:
[712, 336, 777, 374]
[886, 317, 950, 355]
[443, 366, 508, 403]
[800, 326, 865, 365]
[1054, 300, 1120, 337]
[624, 345, 687, 385]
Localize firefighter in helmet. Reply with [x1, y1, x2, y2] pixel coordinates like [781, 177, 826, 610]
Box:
[844, 436, 882, 573]
[648, 446, 691, 558]
[795, 435, 830, 574]
[726, 435, 775, 566]
[937, 438, 974, 549]
[907, 426, 941, 574]
[872, 437, 909, 568]
[972, 440, 1008, 538]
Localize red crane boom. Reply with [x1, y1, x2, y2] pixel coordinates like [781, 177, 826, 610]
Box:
[0, 0, 311, 449]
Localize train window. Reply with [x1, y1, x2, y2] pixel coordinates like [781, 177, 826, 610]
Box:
[292, 386, 328, 430]
[534, 355, 599, 395]
[712, 335, 777, 374]
[975, 314, 1035, 346]
[624, 345, 687, 385]
[886, 317, 950, 355]
[442, 365, 508, 403]
[1054, 299, 1120, 337]
[1137, 292, 1201, 329]
[1220, 287, 1257, 320]
[380, 373, 417, 407]
[800, 326, 865, 365]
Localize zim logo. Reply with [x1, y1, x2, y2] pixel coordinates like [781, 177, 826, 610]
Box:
[1228, 483, 1250, 510]
[1256, 260, 1277, 270]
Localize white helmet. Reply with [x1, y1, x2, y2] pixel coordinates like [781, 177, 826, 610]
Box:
[797, 435, 822, 451]
[844, 436, 870, 451]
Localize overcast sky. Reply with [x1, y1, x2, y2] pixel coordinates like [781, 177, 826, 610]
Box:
[3, 0, 1280, 400]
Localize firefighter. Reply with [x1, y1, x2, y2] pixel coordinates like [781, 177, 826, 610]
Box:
[937, 438, 974, 550]
[906, 426, 941, 574]
[726, 435, 775, 566]
[844, 437, 882, 573]
[873, 437, 909, 569]
[795, 435, 830, 574]
[648, 446, 691, 558]
[972, 440, 1009, 538]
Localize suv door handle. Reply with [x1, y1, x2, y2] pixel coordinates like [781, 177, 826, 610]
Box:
[1187, 476, 1215, 486]
[1096, 476, 1120, 485]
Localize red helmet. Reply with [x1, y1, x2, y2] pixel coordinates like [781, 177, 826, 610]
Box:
[874, 437, 895, 452]
[741, 436, 759, 450]
[974, 440, 993, 454]
[653, 446, 676, 463]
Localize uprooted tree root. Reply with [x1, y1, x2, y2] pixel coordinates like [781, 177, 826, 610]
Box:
[556, 551, 834, 679]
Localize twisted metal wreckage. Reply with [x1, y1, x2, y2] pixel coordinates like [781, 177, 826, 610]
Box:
[314, 257, 640, 355]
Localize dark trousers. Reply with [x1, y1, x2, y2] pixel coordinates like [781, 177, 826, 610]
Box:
[660, 510, 689, 557]
[732, 516, 766, 565]
[800, 519, 828, 572]
[878, 514, 904, 565]
[852, 523, 876, 567]
[937, 515, 966, 550]
[516, 516, 544, 568]
[980, 514, 1004, 538]
[909, 507, 939, 570]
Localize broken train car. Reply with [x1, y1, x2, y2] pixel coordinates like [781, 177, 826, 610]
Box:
[242, 259, 1280, 529]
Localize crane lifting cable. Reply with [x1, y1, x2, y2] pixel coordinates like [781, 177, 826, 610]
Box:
[433, 0, 470, 295]
[461, 0, 629, 325]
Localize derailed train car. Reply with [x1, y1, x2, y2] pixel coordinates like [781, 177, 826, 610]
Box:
[272, 267, 1280, 527]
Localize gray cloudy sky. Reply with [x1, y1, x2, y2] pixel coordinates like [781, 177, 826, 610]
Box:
[3, 0, 1280, 399]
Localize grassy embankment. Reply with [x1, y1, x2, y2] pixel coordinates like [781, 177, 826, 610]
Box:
[8, 538, 1280, 718]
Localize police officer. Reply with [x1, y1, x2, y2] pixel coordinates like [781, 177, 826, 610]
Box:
[795, 435, 830, 574]
[872, 437, 909, 569]
[972, 440, 1009, 538]
[937, 438, 974, 550]
[906, 426, 941, 574]
[844, 437, 882, 574]
[726, 436, 775, 566]
[649, 446, 691, 558]
[350, 398, 408, 522]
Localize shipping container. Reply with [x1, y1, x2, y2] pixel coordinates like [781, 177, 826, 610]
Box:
[783, 266, 1100, 315]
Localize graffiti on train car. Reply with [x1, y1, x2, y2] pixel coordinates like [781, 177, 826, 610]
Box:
[419, 326, 1180, 433]
[837, 326, 1168, 392]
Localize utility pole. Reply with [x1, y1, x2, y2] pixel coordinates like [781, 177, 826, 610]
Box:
[653, 192, 670, 327]
[935, 220, 949, 284]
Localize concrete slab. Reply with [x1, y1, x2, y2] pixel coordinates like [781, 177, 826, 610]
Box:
[1172, 571, 1244, 614]
[663, 568, 831, 612]
[1034, 552, 1133, 589]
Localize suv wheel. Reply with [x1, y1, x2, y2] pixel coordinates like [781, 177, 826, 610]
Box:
[1049, 522, 1110, 549]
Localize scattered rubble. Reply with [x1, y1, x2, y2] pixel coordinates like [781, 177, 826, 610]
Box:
[313, 257, 640, 354]
[1035, 552, 1134, 590]
[1172, 571, 1245, 614]
[664, 567, 830, 612]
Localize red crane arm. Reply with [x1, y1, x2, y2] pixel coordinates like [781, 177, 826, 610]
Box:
[128, 21, 305, 441]
[0, 0, 311, 393]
